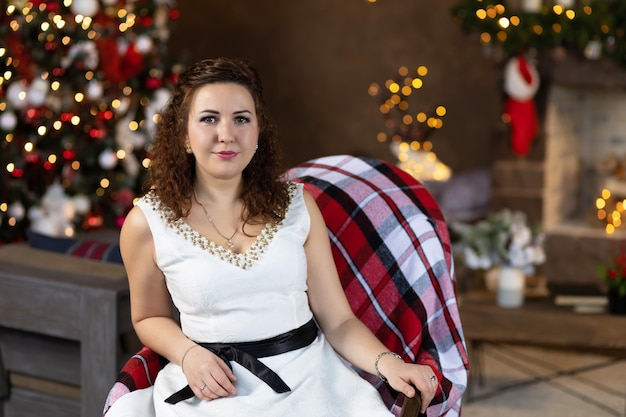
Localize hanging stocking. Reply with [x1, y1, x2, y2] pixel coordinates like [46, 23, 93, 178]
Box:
[503, 53, 540, 157]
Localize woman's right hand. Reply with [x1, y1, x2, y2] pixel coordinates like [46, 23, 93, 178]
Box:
[181, 346, 238, 401]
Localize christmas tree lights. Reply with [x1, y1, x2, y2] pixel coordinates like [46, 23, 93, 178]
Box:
[0, 0, 182, 242]
[369, 65, 451, 182]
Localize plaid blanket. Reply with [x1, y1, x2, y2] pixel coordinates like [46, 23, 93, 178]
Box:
[103, 155, 468, 417]
[285, 155, 468, 416]
[103, 347, 166, 415]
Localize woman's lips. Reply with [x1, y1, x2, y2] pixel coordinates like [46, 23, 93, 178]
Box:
[215, 151, 237, 160]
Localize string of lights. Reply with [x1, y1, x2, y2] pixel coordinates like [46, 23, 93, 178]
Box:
[368, 65, 451, 182]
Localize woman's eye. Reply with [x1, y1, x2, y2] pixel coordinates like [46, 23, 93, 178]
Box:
[235, 116, 250, 124]
[201, 116, 216, 124]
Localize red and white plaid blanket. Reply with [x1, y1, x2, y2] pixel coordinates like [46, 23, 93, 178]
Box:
[103, 155, 468, 417]
[285, 155, 468, 416]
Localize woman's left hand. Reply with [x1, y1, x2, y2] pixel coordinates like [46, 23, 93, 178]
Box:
[377, 356, 438, 414]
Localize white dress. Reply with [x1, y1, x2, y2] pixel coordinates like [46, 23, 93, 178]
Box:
[135, 182, 394, 417]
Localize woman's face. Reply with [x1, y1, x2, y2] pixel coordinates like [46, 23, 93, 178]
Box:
[186, 82, 259, 182]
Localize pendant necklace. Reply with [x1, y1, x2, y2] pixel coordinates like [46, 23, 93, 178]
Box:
[194, 191, 239, 249]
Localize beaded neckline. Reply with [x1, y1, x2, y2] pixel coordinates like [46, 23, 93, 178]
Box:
[173, 217, 278, 270]
[142, 183, 297, 270]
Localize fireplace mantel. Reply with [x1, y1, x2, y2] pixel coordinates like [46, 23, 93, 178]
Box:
[541, 53, 626, 90]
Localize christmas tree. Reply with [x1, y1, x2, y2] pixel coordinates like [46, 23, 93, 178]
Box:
[0, 0, 182, 243]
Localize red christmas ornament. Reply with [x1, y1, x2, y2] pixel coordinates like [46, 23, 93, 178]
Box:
[60, 112, 74, 122]
[146, 77, 162, 90]
[503, 53, 540, 157]
[97, 110, 114, 121]
[120, 43, 145, 80]
[62, 149, 76, 160]
[11, 169, 25, 178]
[138, 16, 154, 26]
[52, 67, 65, 77]
[89, 128, 106, 139]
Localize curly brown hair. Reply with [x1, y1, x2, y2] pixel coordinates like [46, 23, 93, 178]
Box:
[147, 57, 290, 225]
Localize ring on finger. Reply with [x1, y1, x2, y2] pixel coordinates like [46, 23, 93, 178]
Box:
[200, 384, 207, 391]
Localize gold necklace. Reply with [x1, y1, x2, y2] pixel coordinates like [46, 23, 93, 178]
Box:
[193, 191, 239, 249]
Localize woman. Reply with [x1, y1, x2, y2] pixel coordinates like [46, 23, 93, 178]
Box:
[120, 57, 438, 416]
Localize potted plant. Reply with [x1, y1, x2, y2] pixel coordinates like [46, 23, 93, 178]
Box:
[452, 209, 546, 307]
[598, 245, 626, 314]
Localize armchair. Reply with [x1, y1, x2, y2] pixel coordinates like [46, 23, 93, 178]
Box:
[103, 155, 468, 417]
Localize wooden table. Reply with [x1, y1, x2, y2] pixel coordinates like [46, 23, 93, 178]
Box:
[0, 245, 133, 417]
[459, 291, 626, 404]
[460, 291, 626, 357]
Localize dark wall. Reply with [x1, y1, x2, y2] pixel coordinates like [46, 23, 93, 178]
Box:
[168, 0, 503, 171]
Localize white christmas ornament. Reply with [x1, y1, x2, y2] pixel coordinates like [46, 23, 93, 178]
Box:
[555, 0, 574, 8]
[72, 194, 91, 215]
[86, 80, 103, 100]
[135, 35, 154, 54]
[70, 0, 100, 17]
[521, 0, 542, 12]
[27, 77, 50, 107]
[99, 149, 118, 170]
[6, 82, 28, 110]
[8, 201, 25, 220]
[584, 40, 603, 60]
[0, 111, 18, 131]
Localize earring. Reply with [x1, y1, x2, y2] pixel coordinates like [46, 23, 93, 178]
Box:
[184, 141, 192, 154]
[255, 144, 259, 151]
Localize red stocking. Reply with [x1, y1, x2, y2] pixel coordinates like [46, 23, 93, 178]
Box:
[504, 54, 540, 157]
[505, 97, 538, 157]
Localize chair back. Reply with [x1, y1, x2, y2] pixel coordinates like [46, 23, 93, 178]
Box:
[285, 155, 463, 410]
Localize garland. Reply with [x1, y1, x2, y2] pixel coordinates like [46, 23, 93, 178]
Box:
[451, 0, 626, 68]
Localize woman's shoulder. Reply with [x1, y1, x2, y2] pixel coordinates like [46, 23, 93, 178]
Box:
[120, 204, 153, 246]
[134, 190, 176, 218]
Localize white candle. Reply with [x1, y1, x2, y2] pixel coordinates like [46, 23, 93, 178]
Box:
[522, 0, 542, 12]
[497, 267, 525, 308]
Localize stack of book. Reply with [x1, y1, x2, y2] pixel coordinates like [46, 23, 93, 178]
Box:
[549, 283, 608, 314]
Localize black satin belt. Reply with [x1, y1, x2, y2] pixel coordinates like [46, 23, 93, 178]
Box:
[165, 319, 318, 404]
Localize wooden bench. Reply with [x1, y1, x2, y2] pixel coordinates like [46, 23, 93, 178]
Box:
[0, 245, 135, 417]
